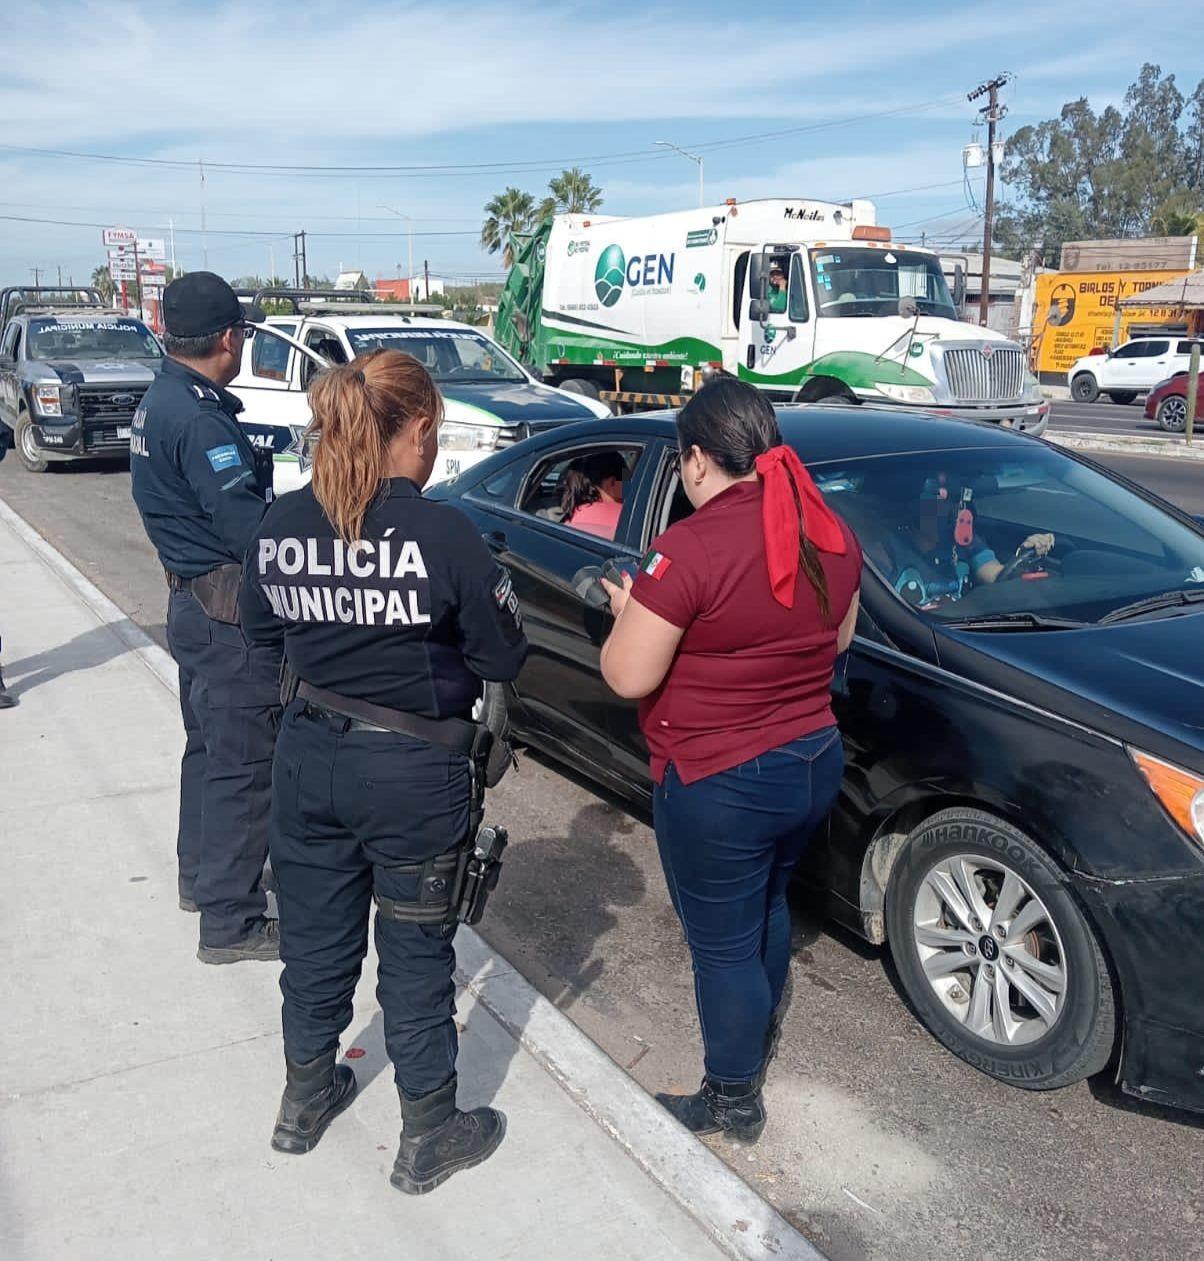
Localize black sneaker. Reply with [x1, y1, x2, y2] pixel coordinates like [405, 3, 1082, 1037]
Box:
[197, 917, 280, 964]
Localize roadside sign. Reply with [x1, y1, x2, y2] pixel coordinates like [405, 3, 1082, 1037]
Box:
[137, 238, 166, 260]
[102, 227, 137, 246]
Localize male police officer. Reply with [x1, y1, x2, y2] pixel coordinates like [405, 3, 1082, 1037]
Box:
[130, 272, 281, 963]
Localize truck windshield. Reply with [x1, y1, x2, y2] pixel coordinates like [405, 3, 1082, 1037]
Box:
[810, 248, 956, 320]
[345, 328, 527, 383]
[27, 318, 162, 360]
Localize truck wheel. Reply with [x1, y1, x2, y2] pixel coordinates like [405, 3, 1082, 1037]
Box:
[885, 808, 1117, 1092]
[1070, 374, 1099, 403]
[15, 412, 49, 474]
[558, 378, 601, 400]
[1106, 391, 1137, 405]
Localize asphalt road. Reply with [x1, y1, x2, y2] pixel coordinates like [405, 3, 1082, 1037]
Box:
[1049, 397, 1180, 439]
[2, 453, 1203, 1261]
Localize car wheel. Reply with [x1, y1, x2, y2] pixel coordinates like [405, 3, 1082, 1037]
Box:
[15, 412, 49, 473]
[1070, 374, 1099, 403]
[885, 808, 1116, 1091]
[1157, 396, 1188, 433]
[558, 378, 601, 400]
[1106, 391, 1137, 405]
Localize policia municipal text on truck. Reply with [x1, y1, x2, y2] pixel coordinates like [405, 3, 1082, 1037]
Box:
[494, 199, 1049, 433]
[240, 348, 528, 1194]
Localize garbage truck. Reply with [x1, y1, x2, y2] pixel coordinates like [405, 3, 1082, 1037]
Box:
[494, 198, 1048, 432]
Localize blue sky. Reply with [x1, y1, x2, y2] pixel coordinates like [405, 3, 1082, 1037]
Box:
[2, 0, 1201, 287]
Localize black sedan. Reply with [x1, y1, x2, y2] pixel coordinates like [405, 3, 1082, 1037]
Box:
[429, 405, 1204, 1115]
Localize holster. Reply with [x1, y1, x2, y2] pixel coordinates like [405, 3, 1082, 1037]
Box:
[190, 563, 243, 625]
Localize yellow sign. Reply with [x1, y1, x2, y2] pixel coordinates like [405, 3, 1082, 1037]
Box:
[1033, 269, 1187, 381]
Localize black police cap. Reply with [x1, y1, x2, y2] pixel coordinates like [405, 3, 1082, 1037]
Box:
[163, 272, 262, 338]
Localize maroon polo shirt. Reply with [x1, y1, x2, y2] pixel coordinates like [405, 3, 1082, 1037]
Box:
[630, 480, 862, 785]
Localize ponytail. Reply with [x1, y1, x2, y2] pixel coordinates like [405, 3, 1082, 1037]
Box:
[308, 349, 443, 543]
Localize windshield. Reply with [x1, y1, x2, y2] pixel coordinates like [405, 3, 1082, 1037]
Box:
[810, 248, 957, 320]
[811, 446, 1204, 625]
[28, 317, 162, 360]
[344, 328, 526, 383]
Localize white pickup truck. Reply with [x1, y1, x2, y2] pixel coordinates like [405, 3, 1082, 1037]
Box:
[229, 292, 609, 492]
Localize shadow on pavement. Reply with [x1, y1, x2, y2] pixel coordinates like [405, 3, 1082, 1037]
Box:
[5, 622, 137, 698]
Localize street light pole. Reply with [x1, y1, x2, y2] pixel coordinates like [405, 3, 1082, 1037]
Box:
[655, 140, 705, 208]
[379, 205, 414, 301]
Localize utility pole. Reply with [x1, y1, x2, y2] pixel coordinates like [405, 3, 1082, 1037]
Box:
[30, 267, 42, 287]
[198, 157, 208, 271]
[968, 73, 1011, 328]
[293, 231, 308, 288]
[169, 218, 178, 278]
[424, 259, 430, 301]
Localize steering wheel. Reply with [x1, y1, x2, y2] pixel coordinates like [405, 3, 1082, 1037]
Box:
[996, 544, 1053, 583]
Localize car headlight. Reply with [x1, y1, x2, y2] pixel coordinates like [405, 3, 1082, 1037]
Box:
[878, 382, 936, 405]
[439, 421, 497, 452]
[33, 384, 63, 417]
[1129, 748, 1204, 849]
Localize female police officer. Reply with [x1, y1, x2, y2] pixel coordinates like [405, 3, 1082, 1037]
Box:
[240, 349, 527, 1194]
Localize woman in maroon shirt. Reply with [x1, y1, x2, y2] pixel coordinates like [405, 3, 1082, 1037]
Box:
[600, 379, 861, 1144]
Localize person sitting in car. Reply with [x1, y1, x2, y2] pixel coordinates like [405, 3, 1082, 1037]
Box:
[561, 451, 626, 540]
[876, 474, 1054, 603]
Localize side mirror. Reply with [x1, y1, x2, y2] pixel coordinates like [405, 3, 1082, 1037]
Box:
[898, 295, 919, 319]
[748, 297, 770, 324]
[952, 264, 966, 308]
[571, 565, 610, 610]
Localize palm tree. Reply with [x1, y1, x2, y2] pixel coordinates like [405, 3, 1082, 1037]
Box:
[90, 265, 115, 304]
[537, 167, 604, 220]
[1151, 193, 1204, 238]
[481, 188, 537, 267]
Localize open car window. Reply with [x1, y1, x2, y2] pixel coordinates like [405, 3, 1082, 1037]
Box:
[517, 443, 643, 542]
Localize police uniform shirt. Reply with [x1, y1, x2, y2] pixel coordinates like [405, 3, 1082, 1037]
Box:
[240, 478, 528, 719]
[130, 358, 273, 578]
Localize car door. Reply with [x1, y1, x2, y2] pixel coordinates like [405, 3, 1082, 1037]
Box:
[0, 321, 21, 423]
[473, 437, 655, 774]
[1103, 339, 1159, 390]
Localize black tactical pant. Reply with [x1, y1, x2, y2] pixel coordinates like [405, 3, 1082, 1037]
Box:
[167, 589, 281, 946]
[271, 700, 470, 1098]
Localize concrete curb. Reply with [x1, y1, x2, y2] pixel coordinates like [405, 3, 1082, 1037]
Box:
[1046, 431, 1204, 460]
[0, 495, 824, 1261]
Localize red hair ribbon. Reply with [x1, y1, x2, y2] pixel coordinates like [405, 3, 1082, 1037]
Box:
[754, 444, 847, 608]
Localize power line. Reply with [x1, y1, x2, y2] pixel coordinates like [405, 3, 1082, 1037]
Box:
[0, 95, 966, 180]
[0, 213, 478, 238]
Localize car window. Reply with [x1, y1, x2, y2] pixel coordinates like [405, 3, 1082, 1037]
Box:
[0, 321, 19, 359]
[519, 444, 642, 540]
[470, 460, 528, 507]
[1177, 341, 1200, 356]
[1115, 341, 1148, 358]
[26, 317, 161, 360]
[344, 327, 527, 383]
[788, 253, 809, 323]
[808, 447, 1204, 623]
[1141, 340, 1170, 357]
[301, 326, 345, 387]
[252, 321, 297, 380]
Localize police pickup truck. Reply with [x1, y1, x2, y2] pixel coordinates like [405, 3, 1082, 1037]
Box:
[0, 287, 163, 472]
[229, 290, 610, 492]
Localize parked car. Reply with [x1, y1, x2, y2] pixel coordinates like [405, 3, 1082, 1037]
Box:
[1068, 337, 1202, 404]
[229, 290, 610, 493]
[430, 404, 1204, 1115]
[0, 287, 162, 472]
[1145, 368, 1204, 433]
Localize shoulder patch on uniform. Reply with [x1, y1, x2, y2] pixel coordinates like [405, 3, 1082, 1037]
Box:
[206, 443, 241, 472]
[641, 549, 672, 580]
[191, 383, 221, 403]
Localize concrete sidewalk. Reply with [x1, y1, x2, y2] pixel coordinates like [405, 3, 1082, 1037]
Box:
[0, 506, 814, 1261]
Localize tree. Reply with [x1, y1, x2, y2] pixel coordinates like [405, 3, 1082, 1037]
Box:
[481, 188, 537, 267]
[995, 64, 1204, 266]
[90, 265, 115, 304]
[1151, 193, 1204, 237]
[537, 167, 604, 219]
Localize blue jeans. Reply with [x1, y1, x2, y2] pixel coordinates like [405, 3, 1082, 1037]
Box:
[653, 728, 844, 1083]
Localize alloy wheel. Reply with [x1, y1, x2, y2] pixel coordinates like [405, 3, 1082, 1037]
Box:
[911, 854, 1068, 1047]
[1159, 397, 1188, 432]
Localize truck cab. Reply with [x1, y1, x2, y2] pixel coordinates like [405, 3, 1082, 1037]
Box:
[230, 290, 609, 493]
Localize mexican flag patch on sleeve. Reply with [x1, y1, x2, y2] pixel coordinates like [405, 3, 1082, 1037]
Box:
[641, 549, 672, 580]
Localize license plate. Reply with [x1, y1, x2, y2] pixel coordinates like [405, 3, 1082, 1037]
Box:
[117, 426, 132, 439]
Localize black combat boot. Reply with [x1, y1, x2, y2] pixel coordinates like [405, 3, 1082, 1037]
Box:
[270, 1049, 358, 1154]
[390, 1076, 506, 1195]
[0, 668, 16, 710]
[656, 1077, 767, 1144]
